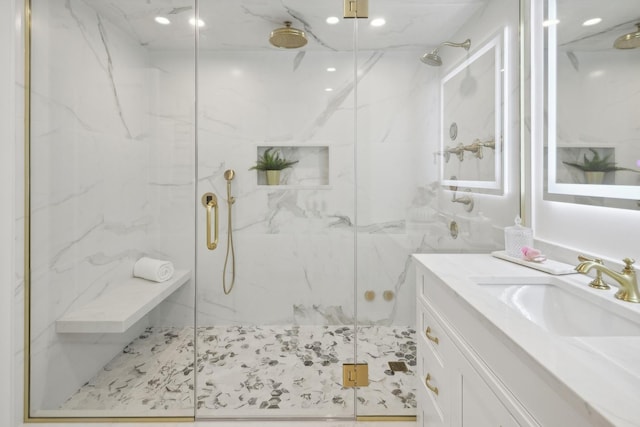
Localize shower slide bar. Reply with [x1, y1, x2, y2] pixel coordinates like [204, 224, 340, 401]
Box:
[202, 192, 219, 250]
[201, 169, 237, 294]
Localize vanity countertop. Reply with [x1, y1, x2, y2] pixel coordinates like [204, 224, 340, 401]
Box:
[413, 253, 640, 427]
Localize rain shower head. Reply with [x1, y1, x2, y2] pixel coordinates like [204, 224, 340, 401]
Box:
[420, 39, 471, 66]
[269, 21, 308, 49]
[614, 23, 640, 49]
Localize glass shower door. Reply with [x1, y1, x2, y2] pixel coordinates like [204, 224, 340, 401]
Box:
[27, 0, 197, 419]
[194, 0, 358, 419]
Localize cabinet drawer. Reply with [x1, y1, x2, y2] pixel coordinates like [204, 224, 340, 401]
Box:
[458, 354, 521, 427]
[417, 334, 451, 425]
[417, 298, 455, 368]
[416, 371, 446, 427]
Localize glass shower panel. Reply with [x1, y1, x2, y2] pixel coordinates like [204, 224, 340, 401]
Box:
[353, 0, 521, 418]
[28, 0, 196, 418]
[195, 0, 357, 419]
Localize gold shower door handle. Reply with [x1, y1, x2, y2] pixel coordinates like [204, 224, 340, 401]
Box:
[202, 193, 219, 250]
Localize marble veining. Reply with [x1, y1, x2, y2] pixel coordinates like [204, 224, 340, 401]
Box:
[60, 325, 416, 417]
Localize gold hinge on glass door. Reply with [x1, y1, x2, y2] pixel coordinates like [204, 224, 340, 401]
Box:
[343, 0, 368, 19]
[343, 363, 369, 387]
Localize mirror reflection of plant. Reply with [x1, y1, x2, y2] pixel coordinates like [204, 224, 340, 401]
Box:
[249, 147, 299, 171]
[563, 148, 639, 173]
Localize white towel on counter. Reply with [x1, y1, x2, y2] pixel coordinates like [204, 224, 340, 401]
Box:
[133, 257, 175, 283]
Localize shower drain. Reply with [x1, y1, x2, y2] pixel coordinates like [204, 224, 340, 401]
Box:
[388, 361, 408, 372]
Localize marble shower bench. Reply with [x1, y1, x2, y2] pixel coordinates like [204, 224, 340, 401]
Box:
[55, 270, 190, 334]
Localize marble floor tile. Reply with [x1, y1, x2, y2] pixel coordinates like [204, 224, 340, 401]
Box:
[59, 325, 416, 419]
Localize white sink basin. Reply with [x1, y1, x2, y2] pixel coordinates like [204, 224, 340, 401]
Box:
[475, 277, 640, 337]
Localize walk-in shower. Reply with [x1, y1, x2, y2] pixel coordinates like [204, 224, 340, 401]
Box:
[24, 0, 520, 422]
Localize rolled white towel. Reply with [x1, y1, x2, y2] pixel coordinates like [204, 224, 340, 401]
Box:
[133, 257, 175, 283]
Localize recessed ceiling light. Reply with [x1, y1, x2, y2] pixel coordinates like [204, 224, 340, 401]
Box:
[326, 67, 336, 72]
[542, 19, 560, 27]
[154, 16, 170, 25]
[326, 16, 340, 25]
[325, 88, 334, 92]
[582, 17, 602, 27]
[370, 18, 386, 27]
[189, 17, 205, 27]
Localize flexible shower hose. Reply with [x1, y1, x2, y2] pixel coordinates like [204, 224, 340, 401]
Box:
[222, 180, 236, 295]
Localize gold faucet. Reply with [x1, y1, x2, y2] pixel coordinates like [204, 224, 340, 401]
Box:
[576, 256, 610, 290]
[575, 257, 639, 303]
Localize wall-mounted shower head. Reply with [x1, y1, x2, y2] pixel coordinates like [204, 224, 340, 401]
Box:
[224, 169, 235, 181]
[420, 39, 472, 66]
[269, 21, 308, 49]
[420, 51, 443, 66]
[614, 23, 640, 49]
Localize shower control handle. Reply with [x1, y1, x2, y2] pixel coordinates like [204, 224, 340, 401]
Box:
[202, 193, 219, 250]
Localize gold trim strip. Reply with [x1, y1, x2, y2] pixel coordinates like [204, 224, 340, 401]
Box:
[23, 0, 31, 421]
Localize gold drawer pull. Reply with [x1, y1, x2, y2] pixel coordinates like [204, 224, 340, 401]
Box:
[425, 326, 439, 344]
[425, 373, 439, 396]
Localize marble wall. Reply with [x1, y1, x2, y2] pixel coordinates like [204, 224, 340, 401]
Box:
[190, 50, 358, 327]
[429, 0, 522, 239]
[176, 47, 476, 329]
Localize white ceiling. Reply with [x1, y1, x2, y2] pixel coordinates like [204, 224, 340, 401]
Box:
[88, 0, 488, 51]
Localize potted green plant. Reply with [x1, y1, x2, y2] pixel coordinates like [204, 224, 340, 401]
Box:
[249, 147, 298, 185]
[562, 148, 639, 184]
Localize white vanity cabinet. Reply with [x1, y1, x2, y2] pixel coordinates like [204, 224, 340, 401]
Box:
[416, 288, 522, 427]
[413, 254, 640, 427]
[414, 259, 605, 427]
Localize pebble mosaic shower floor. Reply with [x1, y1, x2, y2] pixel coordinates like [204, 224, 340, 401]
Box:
[61, 325, 417, 418]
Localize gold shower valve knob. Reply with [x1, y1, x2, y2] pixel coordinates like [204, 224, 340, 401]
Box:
[364, 290, 375, 301]
[383, 290, 394, 301]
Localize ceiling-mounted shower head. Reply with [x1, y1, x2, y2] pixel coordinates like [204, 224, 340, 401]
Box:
[420, 39, 472, 66]
[614, 23, 640, 49]
[269, 21, 308, 49]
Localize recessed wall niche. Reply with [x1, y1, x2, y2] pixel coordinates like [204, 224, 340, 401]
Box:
[254, 145, 330, 187]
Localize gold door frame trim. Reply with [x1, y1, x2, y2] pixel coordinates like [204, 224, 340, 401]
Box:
[23, 0, 31, 421]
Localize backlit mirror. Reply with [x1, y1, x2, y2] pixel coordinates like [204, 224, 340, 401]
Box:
[544, 0, 640, 209]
